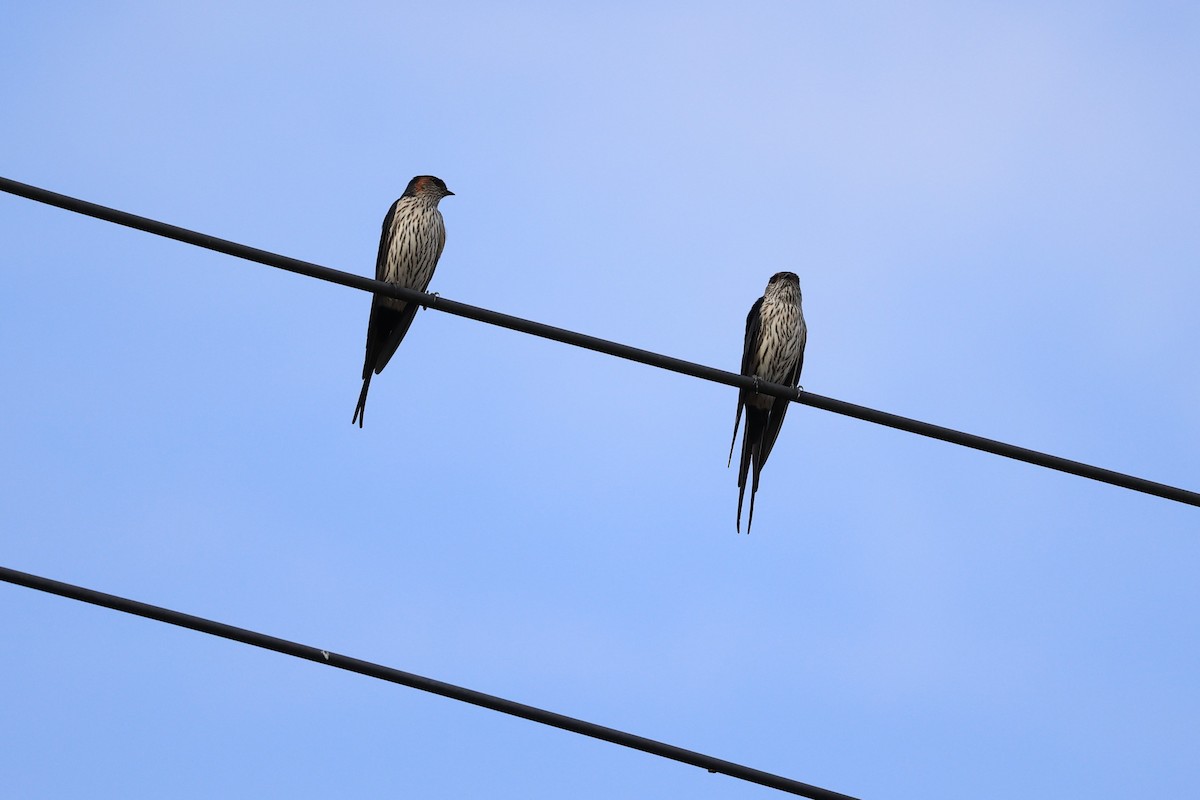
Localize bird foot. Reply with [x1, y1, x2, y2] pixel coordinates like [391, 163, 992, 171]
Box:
[422, 291, 441, 310]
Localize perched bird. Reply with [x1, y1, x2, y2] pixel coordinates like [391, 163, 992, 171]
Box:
[353, 175, 454, 427]
[728, 271, 807, 533]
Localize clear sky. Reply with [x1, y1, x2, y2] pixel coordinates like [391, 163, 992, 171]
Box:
[2, 3, 1198, 798]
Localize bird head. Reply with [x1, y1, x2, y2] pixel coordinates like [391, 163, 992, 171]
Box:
[403, 175, 455, 200]
[764, 271, 802, 302]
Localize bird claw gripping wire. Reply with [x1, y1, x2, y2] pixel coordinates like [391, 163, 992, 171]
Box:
[752, 376, 762, 395]
[421, 291, 440, 310]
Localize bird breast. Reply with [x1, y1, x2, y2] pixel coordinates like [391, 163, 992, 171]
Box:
[379, 203, 446, 310]
[752, 294, 804, 385]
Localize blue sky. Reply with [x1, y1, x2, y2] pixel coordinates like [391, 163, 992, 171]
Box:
[2, 3, 1198, 798]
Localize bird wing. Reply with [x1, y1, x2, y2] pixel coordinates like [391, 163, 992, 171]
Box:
[371, 302, 421, 374]
[374, 199, 403, 280]
[728, 296, 765, 466]
[740, 297, 764, 379]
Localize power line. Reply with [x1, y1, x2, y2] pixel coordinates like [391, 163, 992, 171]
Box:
[2, 175, 1197, 509]
[0, 565, 859, 800]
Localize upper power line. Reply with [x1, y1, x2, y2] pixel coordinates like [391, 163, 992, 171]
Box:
[0, 565, 860, 800]
[2, 175, 1197, 508]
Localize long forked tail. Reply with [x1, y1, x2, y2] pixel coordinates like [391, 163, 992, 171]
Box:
[736, 481, 748, 533]
[736, 455, 762, 534]
[745, 462, 762, 534]
[727, 402, 744, 468]
[736, 408, 767, 533]
[352, 373, 372, 428]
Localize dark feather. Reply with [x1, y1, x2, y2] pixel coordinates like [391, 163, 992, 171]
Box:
[374, 200, 402, 280]
[740, 298, 764, 376]
[370, 302, 420, 376]
[352, 371, 372, 428]
[727, 297, 764, 467]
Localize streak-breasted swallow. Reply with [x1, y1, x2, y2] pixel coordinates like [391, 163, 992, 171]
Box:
[728, 271, 807, 532]
[353, 175, 453, 427]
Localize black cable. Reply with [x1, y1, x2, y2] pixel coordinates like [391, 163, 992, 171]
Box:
[0, 565, 858, 800]
[2, 175, 1197, 508]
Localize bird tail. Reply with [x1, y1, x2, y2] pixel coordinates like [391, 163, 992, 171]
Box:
[352, 373, 372, 428]
[736, 407, 767, 533]
[727, 400, 744, 468]
[746, 456, 762, 535]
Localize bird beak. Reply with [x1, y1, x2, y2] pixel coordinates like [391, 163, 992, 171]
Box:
[444, 189, 455, 196]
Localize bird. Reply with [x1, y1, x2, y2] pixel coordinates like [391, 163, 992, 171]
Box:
[727, 271, 807, 533]
[353, 175, 454, 427]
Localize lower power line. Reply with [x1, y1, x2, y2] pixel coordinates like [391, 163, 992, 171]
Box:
[0, 565, 859, 800]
